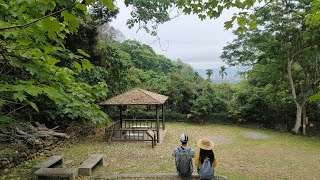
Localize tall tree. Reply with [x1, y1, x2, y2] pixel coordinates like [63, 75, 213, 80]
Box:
[221, 0, 320, 133]
[219, 66, 227, 80]
[206, 69, 213, 81]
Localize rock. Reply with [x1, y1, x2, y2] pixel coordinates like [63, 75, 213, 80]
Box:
[4, 168, 9, 173]
[1, 161, 6, 167]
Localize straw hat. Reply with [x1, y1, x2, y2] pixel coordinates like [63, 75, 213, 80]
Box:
[197, 138, 214, 150]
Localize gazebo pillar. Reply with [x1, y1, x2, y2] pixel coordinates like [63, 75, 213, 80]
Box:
[156, 104, 160, 143]
[162, 104, 165, 130]
[120, 105, 123, 128]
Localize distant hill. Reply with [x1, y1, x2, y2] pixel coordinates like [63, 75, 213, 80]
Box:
[194, 66, 248, 83]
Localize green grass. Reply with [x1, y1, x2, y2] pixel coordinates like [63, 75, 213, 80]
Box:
[1, 122, 320, 180]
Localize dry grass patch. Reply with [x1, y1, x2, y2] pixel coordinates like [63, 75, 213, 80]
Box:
[1, 122, 320, 180]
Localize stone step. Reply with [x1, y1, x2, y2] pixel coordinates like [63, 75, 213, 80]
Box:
[79, 154, 104, 176]
[34, 168, 78, 180]
[91, 173, 228, 180]
[32, 155, 63, 173]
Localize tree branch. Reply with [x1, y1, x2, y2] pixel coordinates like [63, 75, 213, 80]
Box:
[6, 103, 28, 116]
[1, 99, 25, 105]
[253, 0, 273, 12]
[148, 36, 169, 51]
[0, 3, 76, 31]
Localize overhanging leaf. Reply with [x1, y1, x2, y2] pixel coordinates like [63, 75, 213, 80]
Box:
[25, 85, 43, 97]
[29, 101, 39, 112]
[81, 59, 93, 71]
[13, 92, 27, 102]
[73, 61, 82, 71]
[309, 91, 320, 102]
[100, 0, 115, 11]
[77, 49, 90, 58]
[39, 17, 61, 39]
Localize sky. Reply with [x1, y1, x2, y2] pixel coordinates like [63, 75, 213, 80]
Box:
[110, 1, 237, 69]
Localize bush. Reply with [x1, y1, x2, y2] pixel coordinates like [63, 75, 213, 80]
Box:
[165, 111, 187, 121]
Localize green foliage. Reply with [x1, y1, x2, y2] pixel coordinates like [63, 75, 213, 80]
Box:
[121, 40, 174, 73]
[0, 0, 115, 128]
[221, 0, 320, 132]
[165, 111, 187, 121]
[229, 82, 295, 128]
[94, 42, 131, 95]
[124, 0, 172, 35]
[190, 83, 228, 121]
[89, 1, 119, 25]
[0, 115, 12, 129]
[310, 91, 320, 102]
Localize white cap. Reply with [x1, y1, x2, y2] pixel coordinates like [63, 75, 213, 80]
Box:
[180, 134, 188, 143]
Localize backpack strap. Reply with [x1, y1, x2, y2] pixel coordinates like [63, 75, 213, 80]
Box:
[177, 147, 191, 159]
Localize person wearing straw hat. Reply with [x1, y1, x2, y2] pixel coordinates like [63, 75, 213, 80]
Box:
[195, 138, 217, 179]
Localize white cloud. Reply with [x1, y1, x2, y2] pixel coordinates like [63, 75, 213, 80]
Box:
[111, 0, 236, 69]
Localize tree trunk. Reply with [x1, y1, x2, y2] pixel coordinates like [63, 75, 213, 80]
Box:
[291, 103, 302, 134]
[287, 56, 302, 134]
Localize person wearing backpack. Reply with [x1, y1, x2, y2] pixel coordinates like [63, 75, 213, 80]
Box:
[172, 134, 195, 177]
[195, 138, 217, 180]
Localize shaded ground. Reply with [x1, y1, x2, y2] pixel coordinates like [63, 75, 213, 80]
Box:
[1, 122, 320, 180]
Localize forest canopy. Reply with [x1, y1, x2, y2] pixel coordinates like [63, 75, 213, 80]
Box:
[0, 0, 319, 136]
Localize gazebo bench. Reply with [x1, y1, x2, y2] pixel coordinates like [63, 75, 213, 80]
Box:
[78, 154, 104, 176]
[125, 131, 145, 140]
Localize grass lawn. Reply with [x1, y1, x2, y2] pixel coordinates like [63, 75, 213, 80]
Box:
[1, 122, 320, 180]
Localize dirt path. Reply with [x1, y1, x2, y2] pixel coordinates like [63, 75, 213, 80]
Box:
[243, 132, 272, 139]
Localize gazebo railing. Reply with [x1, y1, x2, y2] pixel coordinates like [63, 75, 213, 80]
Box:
[105, 120, 159, 143]
[122, 119, 162, 129]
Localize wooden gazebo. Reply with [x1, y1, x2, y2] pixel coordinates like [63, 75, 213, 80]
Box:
[100, 88, 168, 144]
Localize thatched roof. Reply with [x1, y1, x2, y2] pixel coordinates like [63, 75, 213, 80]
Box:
[100, 88, 168, 105]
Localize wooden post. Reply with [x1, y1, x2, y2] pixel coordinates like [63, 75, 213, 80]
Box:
[302, 106, 306, 135]
[162, 104, 165, 130]
[156, 104, 160, 143]
[120, 105, 123, 128]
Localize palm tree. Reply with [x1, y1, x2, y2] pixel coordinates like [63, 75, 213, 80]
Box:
[219, 66, 227, 80]
[206, 69, 213, 81]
